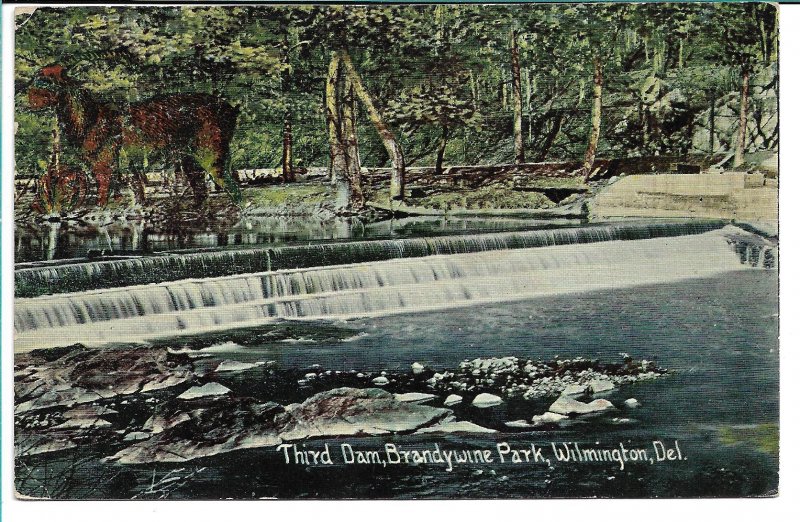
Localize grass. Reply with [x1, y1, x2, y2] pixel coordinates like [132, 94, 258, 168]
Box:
[513, 175, 587, 190]
[242, 183, 333, 208]
[406, 184, 556, 211]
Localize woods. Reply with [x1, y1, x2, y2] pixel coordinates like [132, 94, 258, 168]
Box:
[15, 3, 778, 211]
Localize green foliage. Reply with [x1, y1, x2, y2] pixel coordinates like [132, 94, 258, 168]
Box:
[15, 3, 778, 182]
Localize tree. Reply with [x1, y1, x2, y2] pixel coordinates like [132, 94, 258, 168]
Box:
[708, 3, 777, 167]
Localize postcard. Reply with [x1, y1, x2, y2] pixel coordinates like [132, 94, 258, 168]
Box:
[9, 1, 779, 500]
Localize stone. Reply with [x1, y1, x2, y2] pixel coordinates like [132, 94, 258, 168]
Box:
[623, 398, 641, 408]
[561, 384, 587, 396]
[177, 382, 231, 400]
[504, 420, 534, 429]
[443, 394, 463, 406]
[108, 397, 284, 464]
[471, 393, 503, 408]
[531, 411, 569, 426]
[588, 379, 615, 394]
[371, 376, 389, 386]
[122, 431, 151, 442]
[215, 360, 264, 373]
[393, 392, 436, 404]
[411, 362, 426, 375]
[416, 421, 496, 435]
[548, 396, 615, 416]
[278, 388, 451, 441]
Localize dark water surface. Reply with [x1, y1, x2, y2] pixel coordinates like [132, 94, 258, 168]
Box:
[15, 215, 581, 264]
[25, 269, 777, 499]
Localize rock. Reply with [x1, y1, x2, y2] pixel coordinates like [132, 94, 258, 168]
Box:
[471, 393, 503, 408]
[561, 384, 587, 396]
[177, 382, 231, 400]
[393, 392, 436, 404]
[214, 360, 264, 373]
[607, 417, 635, 425]
[107, 397, 284, 464]
[411, 362, 426, 375]
[55, 417, 112, 430]
[279, 388, 451, 442]
[122, 431, 151, 442]
[548, 396, 615, 416]
[416, 421, 496, 435]
[624, 398, 641, 408]
[14, 347, 196, 413]
[505, 420, 534, 429]
[371, 376, 389, 386]
[531, 411, 570, 426]
[143, 411, 192, 434]
[443, 394, 463, 406]
[16, 436, 78, 457]
[588, 379, 615, 394]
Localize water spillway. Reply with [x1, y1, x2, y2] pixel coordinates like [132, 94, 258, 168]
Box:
[14, 220, 729, 298]
[14, 224, 776, 352]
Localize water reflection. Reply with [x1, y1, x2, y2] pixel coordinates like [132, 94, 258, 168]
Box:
[15, 215, 582, 264]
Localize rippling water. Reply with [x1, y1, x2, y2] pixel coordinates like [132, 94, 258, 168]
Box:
[26, 270, 777, 499]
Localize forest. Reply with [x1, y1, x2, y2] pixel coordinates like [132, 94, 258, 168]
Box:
[14, 3, 778, 214]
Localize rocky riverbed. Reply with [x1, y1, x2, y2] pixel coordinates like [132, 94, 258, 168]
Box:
[15, 343, 667, 465]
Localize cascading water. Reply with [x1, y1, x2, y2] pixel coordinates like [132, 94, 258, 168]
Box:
[14, 224, 776, 352]
[15, 220, 727, 298]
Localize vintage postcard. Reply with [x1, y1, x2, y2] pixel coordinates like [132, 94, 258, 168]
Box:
[8, 1, 779, 500]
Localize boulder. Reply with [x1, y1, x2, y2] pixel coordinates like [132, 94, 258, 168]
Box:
[443, 394, 463, 407]
[588, 379, 615, 394]
[561, 384, 587, 396]
[471, 393, 503, 408]
[548, 396, 615, 416]
[177, 382, 231, 400]
[278, 388, 451, 442]
[623, 398, 641, 408]
[214, 360, 264, 373]
[411, 362, 426, 375]
[505, 419, 534, 429]
[531, 411, 570, 426]
[416, 421, 496, 435]
[371, 376, 389, 386]
[393, 392, 436, 404]
[107, 397, 284, 464]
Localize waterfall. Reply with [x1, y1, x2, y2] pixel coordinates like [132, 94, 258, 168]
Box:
[15, 220, 727, 298]
[14, 225, 775, 352]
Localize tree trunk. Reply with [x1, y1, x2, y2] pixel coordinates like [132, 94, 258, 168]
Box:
[342, 77, 364, 209]
[511, 29, 525, 164]
[709, 94, 716, 154]
[341, 50, 405, 201]
[282, 111, 293, 182]
[536, 112, 564, 162]
[326, 52, 346, 184]
[734, 67, 750, 168]
[581, 56, 603, 182]
[436, 125, 449, 177]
